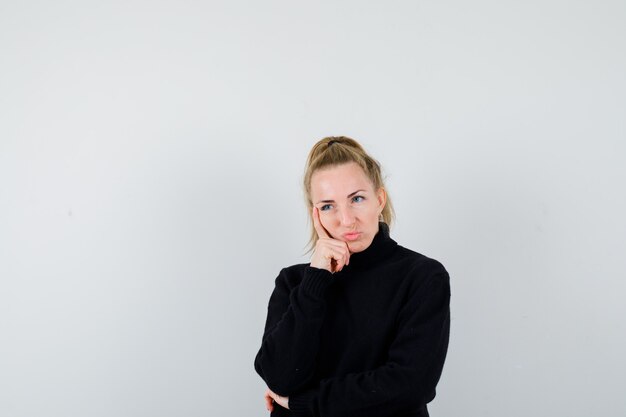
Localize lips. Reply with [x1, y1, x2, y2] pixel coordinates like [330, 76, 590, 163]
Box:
[343, 232, 361, 241]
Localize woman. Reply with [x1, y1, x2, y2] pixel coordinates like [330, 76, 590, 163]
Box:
[254, 136, 451, 417]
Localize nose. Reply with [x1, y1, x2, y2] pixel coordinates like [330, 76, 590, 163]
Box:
[338, 206, 356, 227]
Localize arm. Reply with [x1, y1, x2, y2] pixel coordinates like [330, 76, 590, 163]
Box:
[254, 265, 335, 396]
[255, 207, 351, 398]
[288, 265, 451, 417]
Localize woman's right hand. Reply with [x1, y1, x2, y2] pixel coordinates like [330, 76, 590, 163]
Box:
[309, 207, 351, 273]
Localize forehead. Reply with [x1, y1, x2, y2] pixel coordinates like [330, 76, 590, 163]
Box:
[310, 163, 373, 195]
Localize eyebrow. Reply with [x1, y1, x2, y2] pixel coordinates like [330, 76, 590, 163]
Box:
[317, 189, 366, 204]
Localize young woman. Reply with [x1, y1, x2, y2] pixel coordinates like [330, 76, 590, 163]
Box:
[254, 136, 451, 417]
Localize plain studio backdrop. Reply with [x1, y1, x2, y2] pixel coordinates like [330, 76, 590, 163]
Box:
[1, 1, 625, 416]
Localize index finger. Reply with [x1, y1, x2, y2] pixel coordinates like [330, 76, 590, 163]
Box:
[264, 389, 274, 412]
[312, 206, 331, 239]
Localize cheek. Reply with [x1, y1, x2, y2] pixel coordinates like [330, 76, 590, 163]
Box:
[320, 214, 335, 228]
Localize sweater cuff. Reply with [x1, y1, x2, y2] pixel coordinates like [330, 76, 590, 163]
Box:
[288, 388, 318, 417]
[300, 266, 333, 298]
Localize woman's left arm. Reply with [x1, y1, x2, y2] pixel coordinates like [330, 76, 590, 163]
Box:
[287, 264, 451, 417]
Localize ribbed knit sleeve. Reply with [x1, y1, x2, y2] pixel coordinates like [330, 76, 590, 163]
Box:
[288, 388, 318, 416]
[254, 266, 334, 396]
[290, 264, 451, 417]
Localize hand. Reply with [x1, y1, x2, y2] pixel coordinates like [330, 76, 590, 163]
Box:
[264, 387, 289, 412]
[309, 207, 351, 273]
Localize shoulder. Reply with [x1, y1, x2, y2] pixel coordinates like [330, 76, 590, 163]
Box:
[396, 245, 448, 274]
[393, 245, 450, 291]
[273, 262, 311, 289]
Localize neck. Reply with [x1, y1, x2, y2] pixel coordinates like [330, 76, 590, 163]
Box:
[345, 222, 398, 270]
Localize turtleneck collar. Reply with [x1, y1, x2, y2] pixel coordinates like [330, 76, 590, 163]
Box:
[345, 221, 398, 270]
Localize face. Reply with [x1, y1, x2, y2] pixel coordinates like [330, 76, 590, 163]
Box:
[310, 162, 386, 254]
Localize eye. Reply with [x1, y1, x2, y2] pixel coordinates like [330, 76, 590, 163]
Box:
[320, 204, 332, 211]
[352, 195, 365, 203]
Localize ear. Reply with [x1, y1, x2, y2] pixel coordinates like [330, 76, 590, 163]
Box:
[376, 187, 387, 213]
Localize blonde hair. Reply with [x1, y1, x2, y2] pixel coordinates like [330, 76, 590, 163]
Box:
[302, 136, 395, 255]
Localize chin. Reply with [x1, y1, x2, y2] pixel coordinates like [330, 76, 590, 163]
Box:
[347, 242, 364, 254]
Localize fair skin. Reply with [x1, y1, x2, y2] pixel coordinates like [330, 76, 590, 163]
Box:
[309, 161, 387, 273]
[264, 387, 288, 412]
[263, 161, 387, 411]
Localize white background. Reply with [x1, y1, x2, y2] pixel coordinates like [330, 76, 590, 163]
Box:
[1, 1, 625, 416]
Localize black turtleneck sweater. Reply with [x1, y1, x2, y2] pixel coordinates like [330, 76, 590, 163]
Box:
[254, 222, 451, 417]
